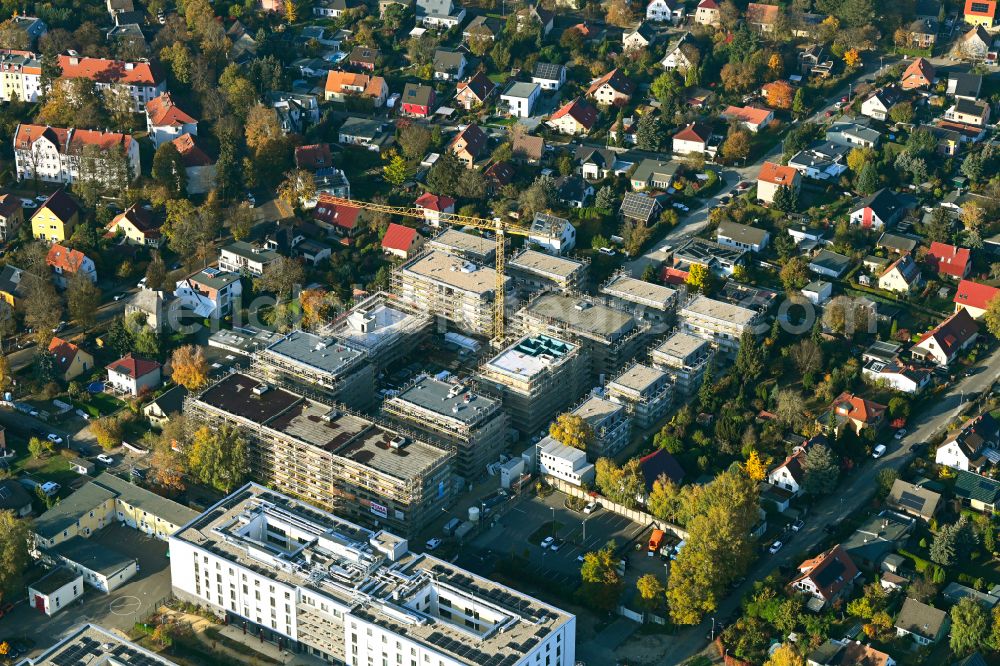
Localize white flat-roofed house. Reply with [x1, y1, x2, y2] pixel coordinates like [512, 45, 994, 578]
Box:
[529, 212, 576, 255]
[537, 436, 595, 485]
[218, 241, 280, 277]
[500, 82, 540, 118]
[532, 62, 566, 91]
[716, 221, 770, 253]
[28, 567, 83, 616]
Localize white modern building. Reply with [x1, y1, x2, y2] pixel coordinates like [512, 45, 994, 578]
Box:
[27, 567, 83, 616]
[169, 484, 576, 665]
[678, 295, 766, 357]
[536, 436, 595, 486]
[500, 82, 541, 118]
[174, 267, 243, 319]
[528, 212, 576, 255]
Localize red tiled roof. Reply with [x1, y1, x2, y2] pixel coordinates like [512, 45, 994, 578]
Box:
[746, 2, 780, 26]
[415, 192, 455, 212]
[146, 92, 196, 127]
[586, 68, 635, 97]
[954, 279, 1000, 311]
[927, 241, 970, 278]
[57, 54, 164, 86]
[758, 161, 798, 185]
[550, 97, 599, 130]
[314, 198, 361, 231]
[324, 71, 386, 98]
[15, 124, 132, 153]
[171, 133, 213, 167]
[965, 0, 997, 18]
[791, 545, 859, 602]
[673, 121, 712, 144]
[106, 353, 161, 378]
[484, 161, 514, 186]
[381, 223, 419, 251]
[46, 243, 88, 273]
[294, 143, 333, 171]
[48, 336, 83, 376]
[107, 205, 160, 239]
[901, 57, 935, 88]
[832, 392, 886, 425]
[723, 105, 773, 126]
[698, 0, 719, 8]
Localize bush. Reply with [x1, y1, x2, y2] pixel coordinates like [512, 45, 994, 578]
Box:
[898, 548, 931, 573]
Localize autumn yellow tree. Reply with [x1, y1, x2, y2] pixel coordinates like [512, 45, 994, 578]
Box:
[549, 413, 595, 451]
[300, 289, 333, 329]
[685, 263, 712, 294]
[284, 0, 297, 22]
[636, 574, 666, 610]
[170, 345, 209, 391]
[744, 449, 768, 482]
[765, 644, 805, 666]
[767, 53, 782, 78]
[91, 415, 125, 450]
[0, 353, 11, 392]
[765, 80, 794, 110]
[843, 48, 861, 69]
[720, 129, 751, 164]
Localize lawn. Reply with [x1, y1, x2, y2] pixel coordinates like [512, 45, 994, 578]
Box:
[74, 392, 127, 418]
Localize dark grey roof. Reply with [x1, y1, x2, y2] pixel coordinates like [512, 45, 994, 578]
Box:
[339, 116, 387, 139]
[34, 482, 118, 540]
[717, 221, 769, 246]
[148, 385, 188, 416]
[29, 566, 80, 595]
[533, 62, 564, 81]
[53, 536, 136, 578]
[954, 98, 988, 117]
[631, 158, 680, 185]
[949, 72, 983, 99]
[0, 478, 31, 512]
[895, 597, 947, 639]
[854, 188, 900, 223]
[619, 192, 660, 221]
[809, 249, 852, 276]
[403, 83, 435, 107]
[433, 49, 465, 73]
[887, 479, 941, 519]
[93, 473, 199, 528]
[877, 232, 919, 253]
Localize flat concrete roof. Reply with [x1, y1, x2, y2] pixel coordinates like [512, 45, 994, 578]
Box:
[428, 229, 495, 258]
[29, 624, 180, 666]
[483, 334, 577, 380]
[391, 375, 499, 426]
[508, 249, 585, 281]
[401, 250, 506, 295]
[572, 395, 623, 426]
[607, 363, 666, 395]
[601, 275, 676, 310]
[262, 330, 365, 376]
[329, 297, 427, 351]
[680, 295, 758, 326]
[523, 293, 638, 342]
[652, 331, 709, 360]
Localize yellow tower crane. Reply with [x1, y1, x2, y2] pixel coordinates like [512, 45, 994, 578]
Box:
[317, 194, 547, 346]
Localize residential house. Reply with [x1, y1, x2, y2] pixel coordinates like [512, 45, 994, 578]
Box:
[790, 545, 860, 606]
[46, 243, 96, 288]
[826, 392, 886, 436]
[171, 133, 216, 194]
[646, 0, 682, 23]
[629, 159, 679, 192]
[483, 161, 515, 193]
[145, 93, 196, 148]
[174, 268, 242, 319]
[954, 469, 1000, 512]
[619, 192, 662, 224]
[878, 254, 922, 293]
[218, 241, 280, 277]
[809, 249, 852, 278]
[314, 198, 362, 239]
[886, 479, 941, 521]
[807, 640, 895, 666]
[338, 117, 393, 152]
[528, 213, 576, 255]
[415, 0, 465, 27]
[860, 88, 902, 121]
[14, 124, 140, 185]
[295, 143, 334, 172]
[660, 32, 699, 72]
[348, 46, 379, 71]
[877, 232, 919, 255]
[415, 192, 456, 226]
[48, 337, 94, 382]
[381, 223, 424, 259]
[314, 0, 350, 16]
[802, 280, 832, 305]
[0, 265, 25, 306]
[787, 141, 849, 180]
[455, 71, 497, 110]
[913, 308, 979, 366]
[623, 22, 656, 51]
[746, 2, 779, 32]
[637, 450, 684, 495]
[673, 122, 713, 156]
[756, 161, 802, 205]
[126, 289, 174, 332]
[267, 92, 320, 134]
[955, 25, 993, 61]
[901, 59, 935, 94]
[106, 205, 161, 248]
[531, 62, 566, 91]
[537, 438, 595, 486]
[927, 242, 971, 279]
[432, 49, 466, 82]
[324, 71, 388, 107]
[945, 98, 991, 127]
[0, 194, 23, 242]
[576, 146, 619, 179]
[0, 478, 32, 517]
[721, 105, 774, 132]
[401, 83, 436, 118]
[935, 414, 999, 472]
[55, 54, 164, 112]
[862, 360, 932, 394]
[949, 72, 984, 100]
[842, 511, 914, 568]
[909, 20, 938, 50]
[547, 98, 598, 135]
[964, 0, 997, 28]
[143, 385, 188, 428]
[31, 190, 80, 242]
[826, 118, 882, 148]
[586, 69, 634, 107]
[463, 15, 501, 43]
[716, 221, 770, 253]
[512, 132, 545, 163]
[694, 0, 721, 26]
[500, 82, 540, 118]
[798, 44, 833, 77]
[895, 598, 949, 646]
[555, 175, 594, 208]
[850, 189, 904, 230]
[768, 447, 807, 495]
[954, 279, 1000, 319]
[449, 124, 488, 168]
[106, 354, 162, 396]
[674, 237, 746, 276]
[515, 4, 553, 36]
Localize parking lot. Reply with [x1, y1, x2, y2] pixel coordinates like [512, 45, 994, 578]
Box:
[472, 491, 650, 588]
[1, 524, 173, 659]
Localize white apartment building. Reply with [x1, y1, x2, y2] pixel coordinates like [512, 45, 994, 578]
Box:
[218, 241, 281, 276]
[57, 53, 167, 112]
[678, 295, 766, 357]
[606, 363, 672, 429]
[173, 267, 243, 319]
[0, 49, 42, 102]
[169, 483, 576, 665]
[537, 436, 595, 486]
[14, 124, 140, 184]
[528, 213, 576, 255]
[650, 331, 713, 396]
[571, 395, 631, 460]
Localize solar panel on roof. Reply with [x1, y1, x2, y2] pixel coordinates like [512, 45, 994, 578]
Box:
[897, 490, 927, 512]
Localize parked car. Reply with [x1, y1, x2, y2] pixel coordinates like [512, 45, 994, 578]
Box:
[894, 428, 907, 440]
[40, 481, 60, 496]
[598, 247, 616, 256]
[46, 433, 63, 445]
[425, 538, 441, 551]
[97, 454, 114, 465]
[769, 540, 783, 554]
[113, 293, 126, 301]
[19, 198, 37, 209]
[791, 519, 805, 532]
[130, 468, 146, 480]
[872, 444, 887, 459]
[550, 539, 563, 552]
[583, 501, 598, 515]
[540, 536, 554, 548]
[34, 194, 48, 202]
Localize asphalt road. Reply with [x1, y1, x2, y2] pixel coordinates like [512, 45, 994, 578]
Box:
[645, 344, 1000, 665]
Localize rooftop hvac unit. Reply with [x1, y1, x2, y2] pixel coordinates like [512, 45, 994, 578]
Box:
[252, 384, 270, 395]
[574, 301, 591, 311]
[389, 436, 407, 450]
[321, 408, 339, 422]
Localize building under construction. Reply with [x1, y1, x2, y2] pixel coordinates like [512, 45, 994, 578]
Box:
[476, 333, 589, 438]
[426, 228, 499, 264]
[252, 330, 376, 411]
[391, 250, 514, 339]
[606, 363, 673, 430]
[570, 395, 631, 460]
[322, 292, 431, 371]
[516, 292, 650, 384]
[381, 374, 509, 482]
[650, 330, 714, 397]
[507, 249, 588, 295]
[599, 273, 678, 324]
[184, 372, 455, 537]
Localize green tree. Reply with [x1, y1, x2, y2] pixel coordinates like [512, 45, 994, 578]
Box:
[28, 437, 50, 459]
[889, 101, 914, 125]
[578, 541, 623, 612]
[780, 256, 810, 293]
[595, 458, 644, 508]
[650, 71, 682, 106]
[647, 474, 682, 523]
[983, 295, 1000, 339]
[792, 88, 806, 116]
[66, 273, 101, 329]
[876, 468, 898, 497]
[383, 154, 410, 186]
[145, 252, 168, 291]
[734, 328, 764, 382]
[801, 444, 838, 496]
[187, 425, 250, 494]
[595, 186, 615, 212]
[398, 124, 432, 161]
[0, 511, 30, 601]
[930, 521, 957, 566]
[634, 113, 664, 152]
[951, 596, 990, 655]
[772, 184, 797, 212]
[856, 161, 878, 195]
